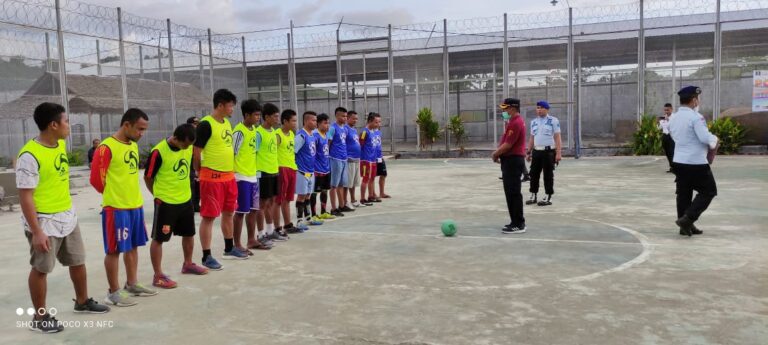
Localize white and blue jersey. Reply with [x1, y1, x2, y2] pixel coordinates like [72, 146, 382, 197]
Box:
[530, 115, 561, 147]
[294, 128, 316, 174]
[345, 125, 361, 160]
[313, 130, 331, 174]
[361, 128, 380, 162]
[374, 129, 383, 160]
[328, 123, 348, 161]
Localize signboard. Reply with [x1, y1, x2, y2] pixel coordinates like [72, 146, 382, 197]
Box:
[754, 70, 768, 112]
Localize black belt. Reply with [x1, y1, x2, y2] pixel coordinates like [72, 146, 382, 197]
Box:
[533, 146, 553, 151]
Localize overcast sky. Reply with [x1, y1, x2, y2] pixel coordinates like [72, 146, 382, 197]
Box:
[84, 0, 611, 33]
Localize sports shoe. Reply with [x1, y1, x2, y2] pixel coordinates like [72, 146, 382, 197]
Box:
[319, 212, 336, 220]
[203, 255, 223, 270]
[267, 231, 288, 242]
[283, 223, 300, 233]
[181, 262, 209, 275]
[104, 289, 138, 307]
[340, 205, 355, 212]
[28, 314, 64, 333]
[371, 198, 382, 203]
[502, 225, 527, 234]
[73, 297, 110, 314]
[331, 209, 345, 217]
[152, 274, 177, 289]
[360, 199, 374, 206]
[287, 223, 306, 233]
[248, 239, 272, 250]
[223, 247, 250, 260]
[352, 201, 364, 208]
[125, 283, 158, 297]
[258, 236, 275, 247]
[309, 217, 324, 226]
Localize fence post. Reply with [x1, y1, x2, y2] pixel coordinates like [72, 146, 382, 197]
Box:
[96, 39, 102, 76]
[118, 8, 128, 113]
[286, 33, 294, 111]
[198, 41, 204, 92]
[713, 0, 722, 120]
[139, 45, 144, 79]
[207, 28, 215, 96]
[336, 29, 342, 106]
[443, 19, 449, 151]
[493, 54, 498, 147]
[568, 7, 578, 156]
[167, 19, 177, 125]
[388, 24, 395, 153]
[638, 0, 645, 121]
[363, 52, 368, 115]
[503, 13, 509, 98]
[290, 21, 298, 112]
[241, 36, 248, 102]
[54, 0, 68, 116]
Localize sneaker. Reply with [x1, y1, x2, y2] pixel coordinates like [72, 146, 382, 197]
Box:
[319, 212, 336, 220]
[104, 289, 138, 307]
[309, 217, 324, 226]
[340, 205, 355, 212]
[125, 283, 158, 297]
[371, 198, 382, 203]
[352, 201, 364, 208]
[28, 314, 64, 333]
[223, 247, 250, 260]
[267, 231, 288, 242]
[258, 236, 275, 247]
[287, 223, 306, 233]
[283, 223, 300, 233]
[152, 274, 178, 289]
[181, 262, 209, 275]
[73, 297, 110, 314]
[247, 239, 272, 250]
[203, 255, 223, 270]
[360, 199, 374, 206]
[502, 225, 527, 234]
[331, 209, 345, 217]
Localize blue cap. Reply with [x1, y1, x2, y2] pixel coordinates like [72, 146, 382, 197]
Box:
[536, 101, 550, 110]
[677, 86, 701, 97]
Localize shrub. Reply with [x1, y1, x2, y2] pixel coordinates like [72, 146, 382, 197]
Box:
[631, 114, 663, 155]
[708, 117, 747, 154]
[67, 149, 85, 167]
[415, 108, 442, 150]
[446, 115, 468, 152]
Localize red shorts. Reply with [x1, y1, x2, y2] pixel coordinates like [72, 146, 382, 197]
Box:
[200, 178, 238, 218]
[360, 161, 377, 184]
[276, 167, 296, 204]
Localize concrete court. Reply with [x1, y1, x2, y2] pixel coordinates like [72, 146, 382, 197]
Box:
[0, 156, 766, 345]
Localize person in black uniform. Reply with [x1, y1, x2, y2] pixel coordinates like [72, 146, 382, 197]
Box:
[659, 103, 675, 173]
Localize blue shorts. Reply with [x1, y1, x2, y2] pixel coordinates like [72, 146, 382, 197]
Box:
[102, 207, 148, 254]
[330, 158, 348, 188]
[236, 180, 260, 213]
[295, 171, 315, 195]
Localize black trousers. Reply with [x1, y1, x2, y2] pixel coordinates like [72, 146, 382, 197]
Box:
[529, 149, 555, 195]
[673, 163, 717, 221]
[501, 156, 526, 227]
[190, 169, 200, 210]
[662, 134, 675, 169]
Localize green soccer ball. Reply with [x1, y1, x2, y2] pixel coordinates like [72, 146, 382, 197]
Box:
[441, 220, 457, 237]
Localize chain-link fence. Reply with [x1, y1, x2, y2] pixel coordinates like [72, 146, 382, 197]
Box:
[1, 0, 767, 164]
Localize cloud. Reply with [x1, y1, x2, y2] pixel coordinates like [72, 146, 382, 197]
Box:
[324, 8, 416, 27]
[83, 0, 239, 33]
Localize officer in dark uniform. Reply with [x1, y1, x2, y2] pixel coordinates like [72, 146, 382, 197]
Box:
[525, 101, 562, 206]
[668, 86, 719, 236]
[492, 98, 527, 234]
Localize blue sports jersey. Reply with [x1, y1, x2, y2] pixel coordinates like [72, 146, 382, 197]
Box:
[295, 129, 316, 173]
[313, 130, 330, 174]
[328, 123, 348, 160]
[374, 129, 383, 159]
[361, 128, 380, 162]
[345, 125, 361, 159]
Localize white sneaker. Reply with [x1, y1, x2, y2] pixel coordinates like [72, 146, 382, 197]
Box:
[352, 201, 363, 208]
[346, 202, 356, 210]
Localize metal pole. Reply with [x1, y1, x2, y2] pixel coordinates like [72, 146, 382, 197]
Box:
[672, 39, 677, 108]
[567, 7, 575, 151]
[118, 8, 128, 112]
[336, 29, 342, 106]
[198, 41, 204, 92]
[45, 33, 51, 72]
[158, 37, 163, 82]
[278, 69, 284, 110]
[388, 24, 395, 153]
[290, 21, 298, 112]
[415, 63, 420, 150]
[503, 13, 509, 97]
[207, 28, 214, 96]
[443, 19, 449, 151]
[54, 0, 69, 118]
[363, 52, 368, 115]
[286, 33, 294, 111]
[96, 39, 102, 76]
[139, 45, 144, 79]
[577, 49, 582, 158]
[493, 54, 498, 147]
[713, 0, 722, 119]
[241, 36, 248, 101]
[167, 19, 177, 124]
[638, 0, 645, 120]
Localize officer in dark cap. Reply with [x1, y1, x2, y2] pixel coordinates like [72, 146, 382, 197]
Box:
[668, 86, 719, 236]
[492, 98, 527, 234]
[525, 100, 561, 206]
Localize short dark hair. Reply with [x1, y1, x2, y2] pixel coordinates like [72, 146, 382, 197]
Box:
[262, 103, 279, 116]
[281, 109, 297, 124]
[121, 108, 149, 126]
[680, 95, 697, 105]
[173, 123, 196, 142]
[664, 103, 673, 108]
[213, 89, 237, 108]
[367, 112, 381, 123]
[241, 99, 262, 116]
[92, 138, 100, 144]
[33, 102, 66, 131]
[317, 113, 329, 124]
[186, 116, 199, 124]
[334, 107, 347, 114]
[348, 110, 358, 117]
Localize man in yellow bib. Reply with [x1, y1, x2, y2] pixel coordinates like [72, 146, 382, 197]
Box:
[90, 108, 157, 307]
[144, 124, 208, 289]
[18, 103, 110, 333]
[276, 109, 299, 234]
[255, 103, 288, 243]
[193, 89, 244, 269]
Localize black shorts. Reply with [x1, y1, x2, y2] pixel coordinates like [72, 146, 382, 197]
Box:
[151, 200, 196, 242]
[259, 173, 280, 200]
[314, 173, 331, 192]
[376, 160, 388, 177]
